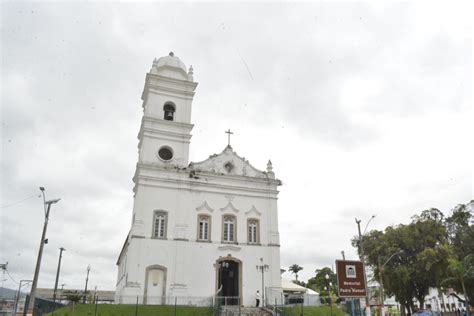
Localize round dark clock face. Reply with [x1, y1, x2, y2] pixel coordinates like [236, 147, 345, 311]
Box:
[158, 147, 173, 161]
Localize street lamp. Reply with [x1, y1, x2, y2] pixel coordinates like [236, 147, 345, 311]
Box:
[325, 274, 333, 316]
[356, 216, 376, 316]
[83, 265, 91, 303]
[28, 187, 60, 312]
[378, 250, 403, 316]
[256, 258, 269, 307]
[356, 215, 376, 316]
[60, 284, 66, 304]
[53, 247, 66, 302]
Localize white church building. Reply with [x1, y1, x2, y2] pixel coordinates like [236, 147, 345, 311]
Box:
[115, 53, 283, 306]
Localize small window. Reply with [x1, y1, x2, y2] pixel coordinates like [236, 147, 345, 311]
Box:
[163, 103, 175, 121]
[198, 215, 211, 241]
[153, 211, 167, 239]
[247, 219, 259, 244]
[222, 215, 236, 243]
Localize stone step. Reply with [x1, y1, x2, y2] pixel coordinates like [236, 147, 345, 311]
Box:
[220, 306, 272, 316]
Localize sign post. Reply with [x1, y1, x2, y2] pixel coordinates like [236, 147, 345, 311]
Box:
[336, 260, 367, 298]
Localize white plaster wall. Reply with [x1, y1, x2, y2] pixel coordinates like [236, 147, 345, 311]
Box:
[119, 237, 281, 306]
[120, 171, 282, 306]
[144, 91, 193, 124]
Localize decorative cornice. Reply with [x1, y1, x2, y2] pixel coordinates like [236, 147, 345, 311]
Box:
[196, 200, 214, 213]
[218, 245, 241, 252]
[220, 201, 239, 214]
[245, 205, 262, 217]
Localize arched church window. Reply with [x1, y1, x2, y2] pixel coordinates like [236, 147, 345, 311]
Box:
[153, 210, 167, 239]
[222, 215, 236, 243]
[197, 215, 211, 241]
[163, 103, 175, 121]
[247, 219, 259, 244]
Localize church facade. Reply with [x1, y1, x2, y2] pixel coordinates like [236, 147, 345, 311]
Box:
[115, 53, 283, 306]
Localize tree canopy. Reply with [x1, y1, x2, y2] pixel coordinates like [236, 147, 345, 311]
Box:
[352, 202, 473, 313]
[289, 264, 304, 281]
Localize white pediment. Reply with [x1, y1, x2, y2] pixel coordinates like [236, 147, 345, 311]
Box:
[189, 146, 267, 179]
[196, 200, 214, 213]
[245, 206, 262, 217]
[220, 201, 239, 214]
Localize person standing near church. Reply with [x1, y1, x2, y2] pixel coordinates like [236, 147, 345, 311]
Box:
[255, 290, 260, 307]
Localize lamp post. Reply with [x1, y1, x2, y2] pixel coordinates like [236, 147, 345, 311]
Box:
[440, 287, 446, 314]
[256, 258, 269, 307]
[378, 250, 404, 316]
[355, 215, 376, 316]
[53, 247, 66, 302]
[13, 280, 32, 316]
[83, 265, 91, 304]
[28, 187, 61, 312]
[325, 274, 333, 316]
[60, 284, 66, 304]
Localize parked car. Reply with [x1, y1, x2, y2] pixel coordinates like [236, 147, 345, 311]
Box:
[413, 310, 441, 316]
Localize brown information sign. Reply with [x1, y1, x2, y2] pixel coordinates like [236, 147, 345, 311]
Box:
[336, 260, 367, 298]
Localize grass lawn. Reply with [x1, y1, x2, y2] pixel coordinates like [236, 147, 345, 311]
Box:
[281, 305, 350, 316]
[46, 304, 215, 316]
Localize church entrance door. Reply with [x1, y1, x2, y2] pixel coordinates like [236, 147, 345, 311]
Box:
[217, 259, 240, 305]
[144, 266, 166, 305]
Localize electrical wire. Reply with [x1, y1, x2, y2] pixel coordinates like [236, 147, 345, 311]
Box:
[1, 194, 41, 208]
[5, 268, 19, 284]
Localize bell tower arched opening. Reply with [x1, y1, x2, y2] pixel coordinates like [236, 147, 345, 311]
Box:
[163, 103, 176, 121]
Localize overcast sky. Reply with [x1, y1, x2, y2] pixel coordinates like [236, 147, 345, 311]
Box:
[1, 1, 472, 293]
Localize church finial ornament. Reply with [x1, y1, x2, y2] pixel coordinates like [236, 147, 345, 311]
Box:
[188, 65, 194, 81]
[169, 51, 174, 57]
[267, 160, 275, 179]
[225, 129, 234, 147]
[267, 160, 273, 172]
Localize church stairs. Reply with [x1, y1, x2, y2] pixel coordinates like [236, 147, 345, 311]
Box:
[219, 306, 272, 316]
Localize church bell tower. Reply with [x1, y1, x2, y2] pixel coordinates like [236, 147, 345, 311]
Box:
[138, 52, 197, 168]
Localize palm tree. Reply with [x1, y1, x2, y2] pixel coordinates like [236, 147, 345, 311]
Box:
[442, 255, 474, 316]
[289, 264, 303, 282]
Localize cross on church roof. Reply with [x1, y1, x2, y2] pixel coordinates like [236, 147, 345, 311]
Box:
[225, 129, 234, 146]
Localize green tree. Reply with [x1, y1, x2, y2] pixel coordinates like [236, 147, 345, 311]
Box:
[63, 290, 82, 304]
[445, 202, 474, 306]
[307, 267, 336, 296]
[288, 264, 303, 282]
[353, 209, 450, 313]
[442, 255, 474, 312]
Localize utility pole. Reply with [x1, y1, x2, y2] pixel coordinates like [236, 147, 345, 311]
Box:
[13, 280, 32, 316]
[1, 263, 7, 289]
[83, 265, 91, 304]
[356, 218, 371, 316]
[28, 187, 61, 312]
[53, 247, 66, 302]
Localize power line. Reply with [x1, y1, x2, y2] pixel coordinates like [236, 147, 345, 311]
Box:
[5, 268, 19, 284]
[1, 194, 40, 208]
